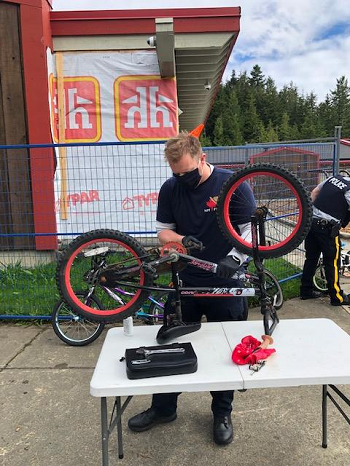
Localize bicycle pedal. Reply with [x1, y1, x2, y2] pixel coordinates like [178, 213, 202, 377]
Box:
[141, 263, 157, 276]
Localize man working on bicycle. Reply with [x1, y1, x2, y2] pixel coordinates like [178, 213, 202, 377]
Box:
[300, 173, 350, 305]
[128, 131, 256, 445]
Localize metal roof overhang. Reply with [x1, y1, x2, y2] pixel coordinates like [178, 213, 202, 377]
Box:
[50, 7, 240, 131]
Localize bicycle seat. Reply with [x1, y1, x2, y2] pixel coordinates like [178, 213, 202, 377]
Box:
[156, 321, 201, 343]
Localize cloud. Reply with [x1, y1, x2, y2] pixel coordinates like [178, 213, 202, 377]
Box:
[53, 0, 350, 100]
[226, 0, 350, 101]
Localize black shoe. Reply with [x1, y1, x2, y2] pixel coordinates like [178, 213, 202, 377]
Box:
[300, 291, 322, 300]
[331, 295, 350, 306]
[213, 415, 233, 445]
[128, 407, 177, 432]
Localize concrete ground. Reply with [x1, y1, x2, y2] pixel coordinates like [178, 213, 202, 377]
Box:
[1, 296, 349, 466]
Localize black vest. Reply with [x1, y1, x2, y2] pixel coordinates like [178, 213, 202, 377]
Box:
[313, 175, 350, 222]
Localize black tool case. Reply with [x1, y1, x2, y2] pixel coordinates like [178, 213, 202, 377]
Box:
[125, 342, 197, 379]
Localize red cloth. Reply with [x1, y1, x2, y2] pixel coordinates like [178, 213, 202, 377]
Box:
[232, 335, 276, 365]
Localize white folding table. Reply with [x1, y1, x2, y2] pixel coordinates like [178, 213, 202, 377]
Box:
[90, 319, 350, 465]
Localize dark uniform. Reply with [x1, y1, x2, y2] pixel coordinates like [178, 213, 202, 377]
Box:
[300, 175, 350, 305]
[152, 166, 256, 417]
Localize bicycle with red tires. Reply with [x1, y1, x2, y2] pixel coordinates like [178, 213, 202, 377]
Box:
[55, 164, 312, 342]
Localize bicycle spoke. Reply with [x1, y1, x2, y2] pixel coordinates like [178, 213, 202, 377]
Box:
[56, 230, 152, 322]
[217, 164, 312, 259]
[52, 294, 105, 346]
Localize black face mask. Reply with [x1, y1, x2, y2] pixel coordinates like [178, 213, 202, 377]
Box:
[173, 167, 202, 190]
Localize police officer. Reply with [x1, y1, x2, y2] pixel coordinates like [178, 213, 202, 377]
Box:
[300, 174, 350, 305]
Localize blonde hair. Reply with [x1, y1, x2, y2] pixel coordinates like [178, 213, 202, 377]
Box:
[164, 131, 202, 163]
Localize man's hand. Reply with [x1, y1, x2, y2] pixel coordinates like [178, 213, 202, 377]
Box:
[216, 256, 241, 279]
[182, 235, 204, 251]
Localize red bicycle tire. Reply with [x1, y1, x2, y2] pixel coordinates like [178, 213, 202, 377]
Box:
[56, 229, 152, 322]
[216, 164, 312, 259]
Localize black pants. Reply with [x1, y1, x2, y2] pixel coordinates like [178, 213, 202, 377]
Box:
[300, 223, 344, 304]
[151, 293, 247, 417]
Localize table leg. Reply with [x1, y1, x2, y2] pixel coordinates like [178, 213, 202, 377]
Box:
[116, 397, 124, 459]
[99, 395, 133, 464]
[101, 397, 109, 465]
[322, 385, 327, 448]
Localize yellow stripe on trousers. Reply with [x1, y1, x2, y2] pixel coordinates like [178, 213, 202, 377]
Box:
[333, 236, 343, 302]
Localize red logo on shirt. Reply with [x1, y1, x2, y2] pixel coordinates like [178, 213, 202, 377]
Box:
[206, 196, 218, 210]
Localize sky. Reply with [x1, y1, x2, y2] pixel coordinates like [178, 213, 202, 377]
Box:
[53, 0, 350, 102]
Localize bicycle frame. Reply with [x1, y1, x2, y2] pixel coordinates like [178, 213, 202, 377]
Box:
[105, 287, 165, 322]
[97, 211, 279, 336]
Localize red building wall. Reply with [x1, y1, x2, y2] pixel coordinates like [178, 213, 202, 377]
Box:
[3, 0, 56, 250]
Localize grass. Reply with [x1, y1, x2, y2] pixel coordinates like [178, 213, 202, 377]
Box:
[0, 257, 301, 317]
[0, 262, 60, 316]
[247, 257, 301, 307]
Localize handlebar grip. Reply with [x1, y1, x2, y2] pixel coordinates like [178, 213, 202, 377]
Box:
[187, 240, 204, 252]
[182, 235, 205, 252]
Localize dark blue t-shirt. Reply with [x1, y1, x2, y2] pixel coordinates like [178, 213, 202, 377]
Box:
[156, 167, 256, 285]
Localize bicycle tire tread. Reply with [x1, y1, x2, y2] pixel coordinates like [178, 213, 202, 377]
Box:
[216, 163, 313, 259]
[55, 229, 152, 323]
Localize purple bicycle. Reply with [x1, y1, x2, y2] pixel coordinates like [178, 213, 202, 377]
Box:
[51, 291, 167, 346]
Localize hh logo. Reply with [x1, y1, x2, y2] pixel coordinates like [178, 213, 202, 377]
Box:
[115, 75, 178, 141]
[50, 75, 101, 142]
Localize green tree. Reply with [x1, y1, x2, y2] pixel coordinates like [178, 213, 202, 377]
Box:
[221, 90, 243, 145]
[260, 77, 280, 127]
[279, 82, 300, 127]
[226, 69, 238, 89]
[205, 85, 227, 141]
[199, 133, 212, 147]
[319, 94, 335, 136]
[249, 65, 268, 126]
[257, 121, 268, 142]
[213, 115, 225, 146]
[330, 76, 350, 135]
[204, 65, 347, 145]
[224, 112, 243, 145]
[265, 120, 279, 142]
[242, 91, 262, 142]
[299, 111, 317, 139]
[235, 71, 251, 109]
[278, 112, 292, 141]
[290, 123, 301, 140]
[249, 64, 266, 88]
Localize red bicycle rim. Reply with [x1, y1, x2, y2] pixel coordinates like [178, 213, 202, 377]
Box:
[64, 238, 144, 316]
[223, 171, 303, 252]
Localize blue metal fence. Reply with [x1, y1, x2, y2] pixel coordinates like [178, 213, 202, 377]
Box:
[0, 138, 344, 318]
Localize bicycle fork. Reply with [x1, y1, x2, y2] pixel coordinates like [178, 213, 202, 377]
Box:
[251, 210, 279, 336]
[162, 263, 183, 327]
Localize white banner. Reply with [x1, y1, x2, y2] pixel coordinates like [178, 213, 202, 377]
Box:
[47, 50, 176, 235]
[54, 144, 172, 235]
